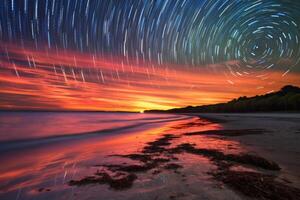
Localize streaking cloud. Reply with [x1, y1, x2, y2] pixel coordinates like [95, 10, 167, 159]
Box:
[0, 0, 300, 111]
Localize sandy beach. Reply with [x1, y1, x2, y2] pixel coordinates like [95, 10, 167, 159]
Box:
[2, 0, 300, 199]
[197, 113, 300, 188]
[0, 112, 300, 200]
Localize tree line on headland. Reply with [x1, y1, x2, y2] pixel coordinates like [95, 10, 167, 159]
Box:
[146, 85, 300, 113]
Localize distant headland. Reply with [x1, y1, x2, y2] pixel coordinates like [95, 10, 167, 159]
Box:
[146, 85, 300, 113]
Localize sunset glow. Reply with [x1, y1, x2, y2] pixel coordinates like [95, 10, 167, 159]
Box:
[1, 44, 299, 111]
[1, 0, 300, 111]
[1, 1, 300, 200]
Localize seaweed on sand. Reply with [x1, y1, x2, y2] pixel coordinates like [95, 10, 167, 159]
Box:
[69, 171, 137, 190]
[170, 143, 280, 171]
[213, 170, 300, 200]
[69, 128, 292, 198]
[69, 133, 181, 189]
[164, 163, 183, 170]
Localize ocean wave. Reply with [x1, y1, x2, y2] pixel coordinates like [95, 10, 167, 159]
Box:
[0, 115, 192, 152]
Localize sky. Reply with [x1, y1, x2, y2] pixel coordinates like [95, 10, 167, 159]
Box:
[0, 0, 300, 112]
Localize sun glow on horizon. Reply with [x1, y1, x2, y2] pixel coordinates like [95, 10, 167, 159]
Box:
[1, 0, 300, 111]
[0, 44, 300, 111]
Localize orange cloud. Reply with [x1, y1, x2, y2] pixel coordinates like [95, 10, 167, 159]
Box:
[0, 43, 300, 111]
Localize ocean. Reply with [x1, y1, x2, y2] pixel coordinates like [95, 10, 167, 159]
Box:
[0, 111, 199, 200]
[0, 112, 190, 150]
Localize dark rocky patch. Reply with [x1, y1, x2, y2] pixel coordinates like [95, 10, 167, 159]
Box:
[142, 145, 166, 154]
[213, 170, 300, 200]
[170, 143, 280, 171]
[69, 171, 137, 190]
[103, 134, 178, 173]
[69, 176, 102, 186]
[225, 153, 280, 171]
[37, 187, 51, 192]
[164, 163, 183, 170]
[101, 158, 171, 174]
[146, 134, 179, 146]
[68, 128, 289, 197]
[152, 169, 161, 175]
[84, 133, 181, 188]
[142, 134, 179, 154]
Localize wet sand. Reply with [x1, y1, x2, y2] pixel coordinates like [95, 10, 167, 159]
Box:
[1, 113, 300, 199]
[197, 113, 300, 187]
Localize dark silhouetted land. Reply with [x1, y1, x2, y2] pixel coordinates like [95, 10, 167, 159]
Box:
[146, 85, 300, 113]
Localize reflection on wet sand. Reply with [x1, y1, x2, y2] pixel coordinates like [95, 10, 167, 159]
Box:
[0, 117, 191, 197]
[2, 115, 298, 200]
[0, 116, 223, 199]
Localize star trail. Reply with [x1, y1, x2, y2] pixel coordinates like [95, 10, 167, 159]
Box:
[0, 0, 300, 111]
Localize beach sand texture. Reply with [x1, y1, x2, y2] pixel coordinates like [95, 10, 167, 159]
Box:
[0, 113, 300, 200]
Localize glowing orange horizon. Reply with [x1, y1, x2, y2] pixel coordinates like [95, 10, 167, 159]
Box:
[0, 43, 300, 112]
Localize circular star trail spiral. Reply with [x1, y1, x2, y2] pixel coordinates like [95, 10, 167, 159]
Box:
[0, 0, 300, 75]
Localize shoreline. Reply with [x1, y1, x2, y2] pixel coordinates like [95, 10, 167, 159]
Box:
[196, 113, 300, 177]
[0, 114, 190, 153]
[68, 113, 300, 199]
[1, 113, 300, 199]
